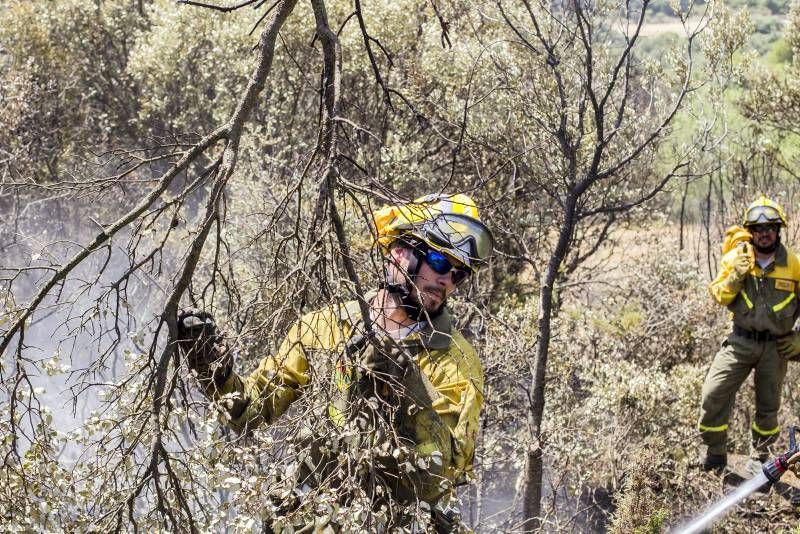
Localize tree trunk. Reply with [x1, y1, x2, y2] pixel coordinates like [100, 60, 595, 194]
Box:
[679, 179, 688, 251]
[704, 174, 713, 279]
[520, 193, 578, 531]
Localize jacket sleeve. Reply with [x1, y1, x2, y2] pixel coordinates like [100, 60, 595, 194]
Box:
[205, 317, 313, 433]
[708, 249, 746, 306]
[791, 251, 800, 322]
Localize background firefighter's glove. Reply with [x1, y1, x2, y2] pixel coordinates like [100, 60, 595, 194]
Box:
[729, 243, 754, 283]
[176, 308, 232, 387]
[359, 336, 410, 382]
[777, 332, 800, 361]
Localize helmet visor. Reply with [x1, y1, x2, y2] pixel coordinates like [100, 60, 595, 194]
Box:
[745, 205, 784, 226]
[416, 214, 494, 269]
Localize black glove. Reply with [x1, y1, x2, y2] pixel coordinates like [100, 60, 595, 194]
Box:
[176, 308, 232, 386]
[777, 331, 800, 361]
[359, 336, 410, 382]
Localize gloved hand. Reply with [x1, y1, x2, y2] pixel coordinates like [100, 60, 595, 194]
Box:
[359, 336, 410, 382]
[777, 331, 800, 361]
[730, 243, 754, 283]
[176, 308, 232, 385]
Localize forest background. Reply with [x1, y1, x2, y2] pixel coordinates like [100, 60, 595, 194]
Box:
[4, 0, 800, 531]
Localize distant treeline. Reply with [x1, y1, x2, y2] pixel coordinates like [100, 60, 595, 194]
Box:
[635, 0, 788, 17]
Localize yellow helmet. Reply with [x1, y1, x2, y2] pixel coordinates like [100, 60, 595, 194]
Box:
[372, 193, 494, 271]
[742, 195, 787, 227]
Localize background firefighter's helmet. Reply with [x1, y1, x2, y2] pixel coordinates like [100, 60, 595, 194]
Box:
[373, 193, 494, 271]
[742, 195, 787, 227]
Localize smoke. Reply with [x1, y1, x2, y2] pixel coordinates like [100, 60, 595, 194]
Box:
[1, 194, 174, 461]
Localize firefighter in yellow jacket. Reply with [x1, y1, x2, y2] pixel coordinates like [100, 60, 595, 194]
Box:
[176, 193, 493, 531]
[700, 196, 800, 472]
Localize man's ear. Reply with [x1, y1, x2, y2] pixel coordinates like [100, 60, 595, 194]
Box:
[388, 244, 410, 264]
[388, 245, 419, 276]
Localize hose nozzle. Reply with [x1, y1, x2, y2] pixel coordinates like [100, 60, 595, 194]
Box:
[762, 455, 790, 483]
[761, 425, 800, 483]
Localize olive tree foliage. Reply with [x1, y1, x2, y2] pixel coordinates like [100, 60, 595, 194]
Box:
[740, 0, 800, 137]
[736, 0, 800, 220]
[0, 1, 146, 184]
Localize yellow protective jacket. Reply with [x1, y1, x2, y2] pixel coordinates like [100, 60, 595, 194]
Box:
[709, 243, 800, 335]
[207, 294, 484, 482]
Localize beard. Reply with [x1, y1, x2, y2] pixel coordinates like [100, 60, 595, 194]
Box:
[409, 284, 445, 317]
[754, 235, 780, 254]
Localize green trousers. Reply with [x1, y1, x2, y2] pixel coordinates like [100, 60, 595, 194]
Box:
[698, 333, 788, 456]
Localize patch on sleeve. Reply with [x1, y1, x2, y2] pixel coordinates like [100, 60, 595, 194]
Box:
[775, 279, 796, 292]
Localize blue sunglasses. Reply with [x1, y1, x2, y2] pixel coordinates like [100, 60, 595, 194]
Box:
[423, 249, 471, 285]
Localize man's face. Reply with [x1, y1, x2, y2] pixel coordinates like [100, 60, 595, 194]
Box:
[750, 223, 780, 252]
[387, 246, 464, 315]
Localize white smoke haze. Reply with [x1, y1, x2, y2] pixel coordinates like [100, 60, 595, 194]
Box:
[1, 198, 171, 457]
[1, 180, 247, 529]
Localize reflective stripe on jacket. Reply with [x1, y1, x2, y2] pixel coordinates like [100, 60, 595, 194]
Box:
[207, 294, 484, 480]
[708, 244, 800, 335]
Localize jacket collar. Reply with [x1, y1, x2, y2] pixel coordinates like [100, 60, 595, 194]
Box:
[757, 243, 787, 274]
[337, 290, 453, 350]
[775, 243, 788, 266]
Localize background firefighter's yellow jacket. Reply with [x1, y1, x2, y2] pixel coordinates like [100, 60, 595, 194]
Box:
[206, 296, 484, 483]
[709, 243, 800, 334]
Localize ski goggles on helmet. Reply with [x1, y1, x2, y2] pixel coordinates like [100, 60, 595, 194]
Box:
[413, 214, 494, 271]
[744, 205, 784, 226]
[422, 248, 471, 285]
